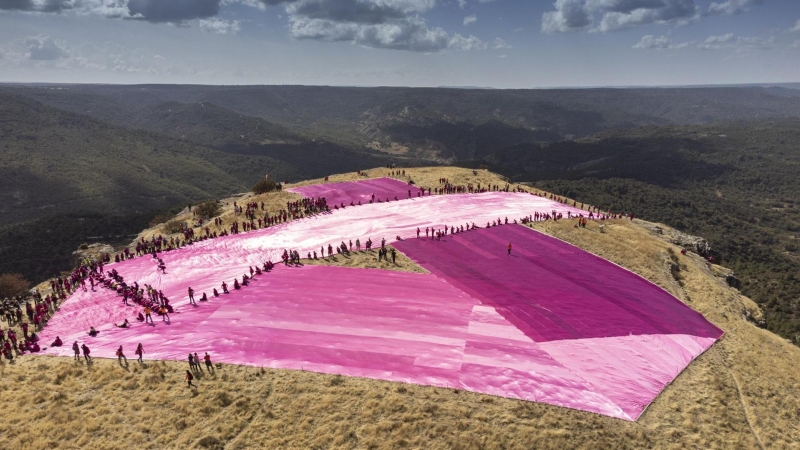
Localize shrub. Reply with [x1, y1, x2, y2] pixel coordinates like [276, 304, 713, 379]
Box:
[194, 201, 221, 220]
[161, 219, 184, 235]
[0, 273, 31, 298]
[79, 242, 89, 250]
[252, 178, 277, 195]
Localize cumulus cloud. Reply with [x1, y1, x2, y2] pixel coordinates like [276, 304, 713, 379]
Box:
[543, 0, 702, 33]
[127, 0, 221, 23]
[24, 34, 70, 60]
[0, 0, 486, 53]
[283, 0, 486, 52]
[541, 0, 592, 33]
[199, 17, 241, 34]
[696, 33, 775, 51]
[706, 0, 764, 16]
[290, 14, 482, 52]
[283, 0, 437, 25]
[696, 32, 733, 50]
[594, 0, 698, 32]
[492, 37, 511, 49]
[0, 0, 73, 13]
[632, 34, 690, 49]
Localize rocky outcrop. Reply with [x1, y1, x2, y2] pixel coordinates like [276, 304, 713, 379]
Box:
[638, 221, 712, 256]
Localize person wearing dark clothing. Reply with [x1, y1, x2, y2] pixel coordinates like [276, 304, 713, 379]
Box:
[186, 370, 196, 388]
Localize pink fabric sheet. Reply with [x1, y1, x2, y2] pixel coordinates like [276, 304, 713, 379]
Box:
[96, 192, 587, 308]
[39, 264, 712, 420]
[288, 177, 424, 206]
[35, 185, 720, 420]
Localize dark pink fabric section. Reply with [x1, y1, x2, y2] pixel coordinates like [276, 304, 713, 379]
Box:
[288, 177, 423, 205]
[394, 224, 723, 342]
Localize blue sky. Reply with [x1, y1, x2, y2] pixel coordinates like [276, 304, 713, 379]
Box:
[0, 0, 798, 87]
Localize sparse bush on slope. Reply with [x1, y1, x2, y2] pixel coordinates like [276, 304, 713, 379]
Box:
[252, 179, 277, 195]
[194, 201, 221, 220]
[0, 273, 31, 298]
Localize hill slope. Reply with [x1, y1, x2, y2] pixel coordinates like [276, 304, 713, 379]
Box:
[0, 93, 298, 227]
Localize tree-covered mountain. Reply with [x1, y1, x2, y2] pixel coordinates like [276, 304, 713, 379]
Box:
[6, 83, 800, 159]
[0, 92, 408, 227]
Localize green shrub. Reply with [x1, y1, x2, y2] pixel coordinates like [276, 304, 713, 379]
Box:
[252, 178, 277, 195]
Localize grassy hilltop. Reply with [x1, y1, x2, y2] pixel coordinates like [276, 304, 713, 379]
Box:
[1, 168, 798, 449]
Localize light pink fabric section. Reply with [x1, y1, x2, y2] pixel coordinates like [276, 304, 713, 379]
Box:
[288, 177, 424, 206]
[103, 192, 587, 306]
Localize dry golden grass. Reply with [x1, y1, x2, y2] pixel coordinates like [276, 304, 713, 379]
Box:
[301, 245, 428, 274]
[6, 168, 799, 449]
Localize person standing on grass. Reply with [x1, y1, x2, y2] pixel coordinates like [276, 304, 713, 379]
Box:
[72, 341, 80, 361]
[186, 370, 196, 388]
[204, 352, 213, 372]
[81, 343, 91, 362]
[188, 353, 196, 371]
[194, 352, 202, 372]
[116, 345, 128, 366]
[135, 343, 144, 363]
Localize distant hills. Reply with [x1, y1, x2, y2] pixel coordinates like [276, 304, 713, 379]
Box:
[7, 83, 800, 159]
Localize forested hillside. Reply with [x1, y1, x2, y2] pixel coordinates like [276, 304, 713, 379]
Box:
[7, 84, 800, 156]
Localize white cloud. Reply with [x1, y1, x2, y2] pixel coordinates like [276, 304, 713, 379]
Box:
[290, 15, 485, 52]
[463, 14, 476, 26]
[449, 33, 486, 50]
[492, 37, 511, 49]
[697, 33, 733, 50]
[790, 19, 800, 33]
[633, 34, 689, 50]
[697, 33, 775, 52]
[542, 0, 592, 34]
[543, 0, 701, 33]
[199, 17, 242, 34]
[24, 35, 71, 60]
[457, 0, 467, 8]
[734, 35, 775, 52]
[790, 40, 800, 50]
[498, 53, 507, 58]
[706, 0, 764, 16]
